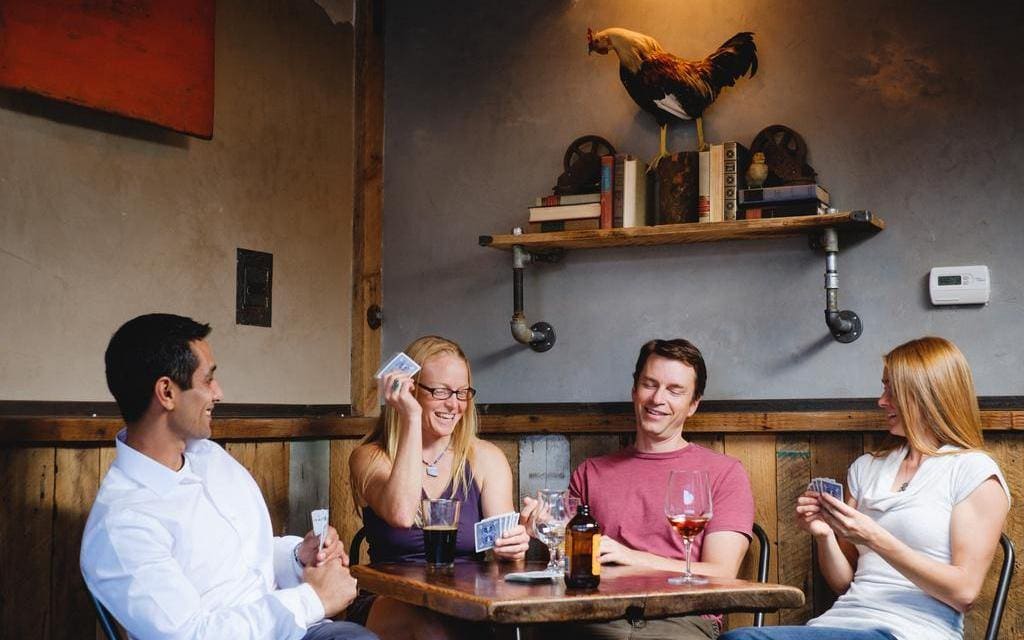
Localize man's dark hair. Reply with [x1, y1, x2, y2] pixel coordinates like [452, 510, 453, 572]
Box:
[105, 313, 212, 423]
[632, 339, 707, 399]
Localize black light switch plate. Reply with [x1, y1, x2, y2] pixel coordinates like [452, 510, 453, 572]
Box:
[236, 248, 272, 327]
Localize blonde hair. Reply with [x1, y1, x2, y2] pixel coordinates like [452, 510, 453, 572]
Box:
[873, 336, 984, 457]
[354, 336, 478, 508]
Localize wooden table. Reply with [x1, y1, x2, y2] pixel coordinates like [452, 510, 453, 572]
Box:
[351, 561, 804, 628]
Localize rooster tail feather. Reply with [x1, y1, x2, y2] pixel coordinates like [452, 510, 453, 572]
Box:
[707, 31, 758, 88]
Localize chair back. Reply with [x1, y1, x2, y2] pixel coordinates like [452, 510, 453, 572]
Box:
[984, 533, 1015, 640]
[89, 589, 121, 640]
[750, 522, 771, 627]
[350, 526, 367, 565]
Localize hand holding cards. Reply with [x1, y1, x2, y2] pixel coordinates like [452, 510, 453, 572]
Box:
[375, 352, 421, 380]
[311, 508, 329, 552]
[808, 477, 844, 502]
[474, 512, 519, 552]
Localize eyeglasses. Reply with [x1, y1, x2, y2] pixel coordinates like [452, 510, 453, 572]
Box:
[417, 383, 476, 401]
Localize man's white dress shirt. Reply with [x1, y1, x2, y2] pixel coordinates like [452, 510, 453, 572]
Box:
[81, 430, 326, 639]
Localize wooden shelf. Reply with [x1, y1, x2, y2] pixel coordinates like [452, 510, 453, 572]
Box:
[479, 211, 884, 252]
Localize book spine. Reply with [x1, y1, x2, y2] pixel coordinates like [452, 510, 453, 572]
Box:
[534, 193, 603, 206]
[527, 218, 602, 233]
[740, 184, 830, 205]
[709, 144, 725, 223]
[528, 203, 601, 222]
[600, 155, 613, 229]
[737, 200, 828, 220]
[613, 154, 626, 227]
[697, 150, 711, 223]
[654, 151, 699, 224]
[622, 158, 648, 227]
[723, 142, 748, 221]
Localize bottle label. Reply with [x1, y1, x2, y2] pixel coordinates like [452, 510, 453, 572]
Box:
[564, 530, 573, 575]
[592, 533, 601, 575]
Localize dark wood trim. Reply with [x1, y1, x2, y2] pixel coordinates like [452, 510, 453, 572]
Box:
[350, 0, 384, 418]
[0, 401, 353, 418]
[2, 398, 1021, 444]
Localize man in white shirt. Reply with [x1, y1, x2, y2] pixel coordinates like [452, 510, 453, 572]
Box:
[81, 313, 377, 640]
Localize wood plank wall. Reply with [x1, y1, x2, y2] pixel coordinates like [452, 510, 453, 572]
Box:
[2, 430, 1021, 639]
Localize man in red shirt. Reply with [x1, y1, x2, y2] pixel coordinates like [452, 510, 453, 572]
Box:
[568, 338, 755, 639]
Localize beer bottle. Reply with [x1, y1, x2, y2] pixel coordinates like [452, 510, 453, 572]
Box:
[564, 503, 601, 588]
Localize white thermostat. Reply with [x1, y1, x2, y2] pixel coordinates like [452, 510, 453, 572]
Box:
[929, 265, 990, 305]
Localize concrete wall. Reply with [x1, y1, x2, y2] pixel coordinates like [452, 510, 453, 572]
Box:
[0, 0, 354, 403]
[382, 0, 1024, 402]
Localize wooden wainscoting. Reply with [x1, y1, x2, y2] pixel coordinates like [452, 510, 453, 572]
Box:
[1, 404, 1022, 638]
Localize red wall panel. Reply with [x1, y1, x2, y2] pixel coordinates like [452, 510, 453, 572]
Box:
[0, 0, 215, 138]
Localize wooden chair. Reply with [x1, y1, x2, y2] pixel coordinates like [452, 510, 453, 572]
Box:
[350, 526, 367, 565]
[985, 533, 1015, 640]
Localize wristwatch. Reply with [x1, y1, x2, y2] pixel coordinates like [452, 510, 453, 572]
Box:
[292, 542, 306, 568]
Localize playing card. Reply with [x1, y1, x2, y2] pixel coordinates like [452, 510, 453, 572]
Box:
[819, 478, 844, 501]
[375, 352, 421, 379]
[311, 508, 329, 552]
[474, 511, 518, 552]
[474, 517, 501, 553]
[505, 570, 558, 583]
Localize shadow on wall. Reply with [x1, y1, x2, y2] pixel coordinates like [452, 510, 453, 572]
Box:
[0, 87, 190, 148]
[761, 333, 835, 376]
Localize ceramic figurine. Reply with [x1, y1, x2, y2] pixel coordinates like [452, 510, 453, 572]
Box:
[746, 151, 769, 188]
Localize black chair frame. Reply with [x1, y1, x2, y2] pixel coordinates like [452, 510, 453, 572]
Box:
[750, 522, 770, 627]
[985, 533, 1015, 640]
[89, 588, 121, 640]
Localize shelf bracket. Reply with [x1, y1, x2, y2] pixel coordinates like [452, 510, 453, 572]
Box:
[510, 230, 557, 352]
[820, 226, 863, 343]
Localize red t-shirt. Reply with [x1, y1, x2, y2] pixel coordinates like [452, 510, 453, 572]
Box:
[569, 443, 754, 561]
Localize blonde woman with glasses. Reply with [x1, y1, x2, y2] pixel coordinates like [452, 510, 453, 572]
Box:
[723, 336, 1010, 640]
[347, 336, 536, 640]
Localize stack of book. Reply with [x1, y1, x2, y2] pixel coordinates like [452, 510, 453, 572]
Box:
[737, 183, 831, 220]
[601, 154, 650, 228]
[526, 193, 601, 232]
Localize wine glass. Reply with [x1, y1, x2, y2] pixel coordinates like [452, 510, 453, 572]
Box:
[664, 470, 713, 584]
[532, 489, 570, 575]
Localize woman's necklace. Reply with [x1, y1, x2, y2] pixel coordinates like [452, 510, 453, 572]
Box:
[423, 447, 449, 477]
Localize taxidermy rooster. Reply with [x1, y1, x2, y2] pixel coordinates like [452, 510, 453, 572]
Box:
[588, 28, 758, 165]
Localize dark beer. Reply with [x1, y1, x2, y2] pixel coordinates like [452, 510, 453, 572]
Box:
[564, 503, 601, 588]
[423, 525, 458, 566]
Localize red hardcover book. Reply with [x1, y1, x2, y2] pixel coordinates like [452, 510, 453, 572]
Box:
[600, 155, 614, 229]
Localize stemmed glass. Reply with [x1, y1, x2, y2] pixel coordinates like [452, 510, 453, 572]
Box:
[532, 489, 571, 576]
[664, 470, 713, 584]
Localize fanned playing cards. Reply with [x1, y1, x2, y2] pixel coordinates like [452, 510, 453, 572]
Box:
[808, 477, 844, 501]
[474, 511, 519, 552]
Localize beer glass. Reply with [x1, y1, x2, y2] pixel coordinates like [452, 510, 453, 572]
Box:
[422, 498, 461, 569]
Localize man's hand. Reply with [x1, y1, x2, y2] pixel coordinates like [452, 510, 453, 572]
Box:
[297, 525, 348, 568]
[597, 536, 639, 566]
[518, 496, 540, 539]
[303, 559, 358, 618]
